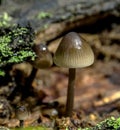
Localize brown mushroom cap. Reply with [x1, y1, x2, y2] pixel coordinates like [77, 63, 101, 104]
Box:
[53, 32, 94, 68]
[32, 44, 53, 69]
[16, 105, 30, 120]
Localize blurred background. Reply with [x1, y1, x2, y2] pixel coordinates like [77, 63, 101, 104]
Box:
[0, 0, 120, 129]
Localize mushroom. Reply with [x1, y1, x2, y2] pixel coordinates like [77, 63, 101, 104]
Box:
[24, 44, 53, 98]
[32, 44, 53, 69]
[16, 104, 30, 126]
[28, 43, 53, 85]
[53, 32, 94, 117]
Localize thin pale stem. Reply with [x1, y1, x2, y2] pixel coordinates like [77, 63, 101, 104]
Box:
[65, 68, 76, 117]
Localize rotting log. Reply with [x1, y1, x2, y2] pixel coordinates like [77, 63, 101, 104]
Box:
[0, 0, 120, 43]
[35, 0, 120, 43]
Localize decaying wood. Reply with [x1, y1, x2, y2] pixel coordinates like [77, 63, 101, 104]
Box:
[35, 13, 109, 43]
[0, 0, 120, 43]
[34, 0, 120, 43]
[94, 91, 120, 107]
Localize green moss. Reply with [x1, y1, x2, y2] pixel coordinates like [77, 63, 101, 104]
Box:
[0, 25, 36, 76]
[37, 11, 53, 19]
[0, 12, 12, 27]
[78, 117, 120, 130]
[92, 117, 120, 130]
[0, 69, 5, 76]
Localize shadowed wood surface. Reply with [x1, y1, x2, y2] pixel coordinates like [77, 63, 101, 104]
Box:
[0, 0, 120, 129]
[0, 0, 120, 42]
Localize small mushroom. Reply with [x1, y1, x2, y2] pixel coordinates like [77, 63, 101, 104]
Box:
[29, 43, 53, 83]
[16, 105, 30, 126]
[53, 32, 94, 117]
[24, 44, 53, 98]
[32, 44, 53, 69]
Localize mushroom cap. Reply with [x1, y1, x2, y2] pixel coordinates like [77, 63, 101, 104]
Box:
[16, 105, 30, 120]
[53, 32, 94, 68]
[32, 44, 53, 69]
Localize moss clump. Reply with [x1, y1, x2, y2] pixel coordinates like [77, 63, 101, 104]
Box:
[37, 11, 53, 19]
[78, 117, 120, 130]
[0, 25, 36, 76]
[0, 12, 12, 27]
[92, 117, 120, 130]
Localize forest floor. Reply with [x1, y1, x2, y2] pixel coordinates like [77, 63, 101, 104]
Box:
[0, 0, 120, 129]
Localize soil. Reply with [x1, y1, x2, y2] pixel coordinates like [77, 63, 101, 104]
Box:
[0, 0, 120, 129]
[0, 31, 120, 129]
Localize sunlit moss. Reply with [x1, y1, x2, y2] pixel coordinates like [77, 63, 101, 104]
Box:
[0, 12, 12, 27]
[37, 11, 53, 19]
[92, 117, 120, 130]
[78, 117, 120, 130]
[0, 25, 36, 76]
[0, 69, 5, 76]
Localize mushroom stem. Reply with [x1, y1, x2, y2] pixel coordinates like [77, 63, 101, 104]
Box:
[20, 120, 24, 127]
[66, 68, 76, 117]
[23, 67, 37, 99]
[26, 67, 37, 87]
